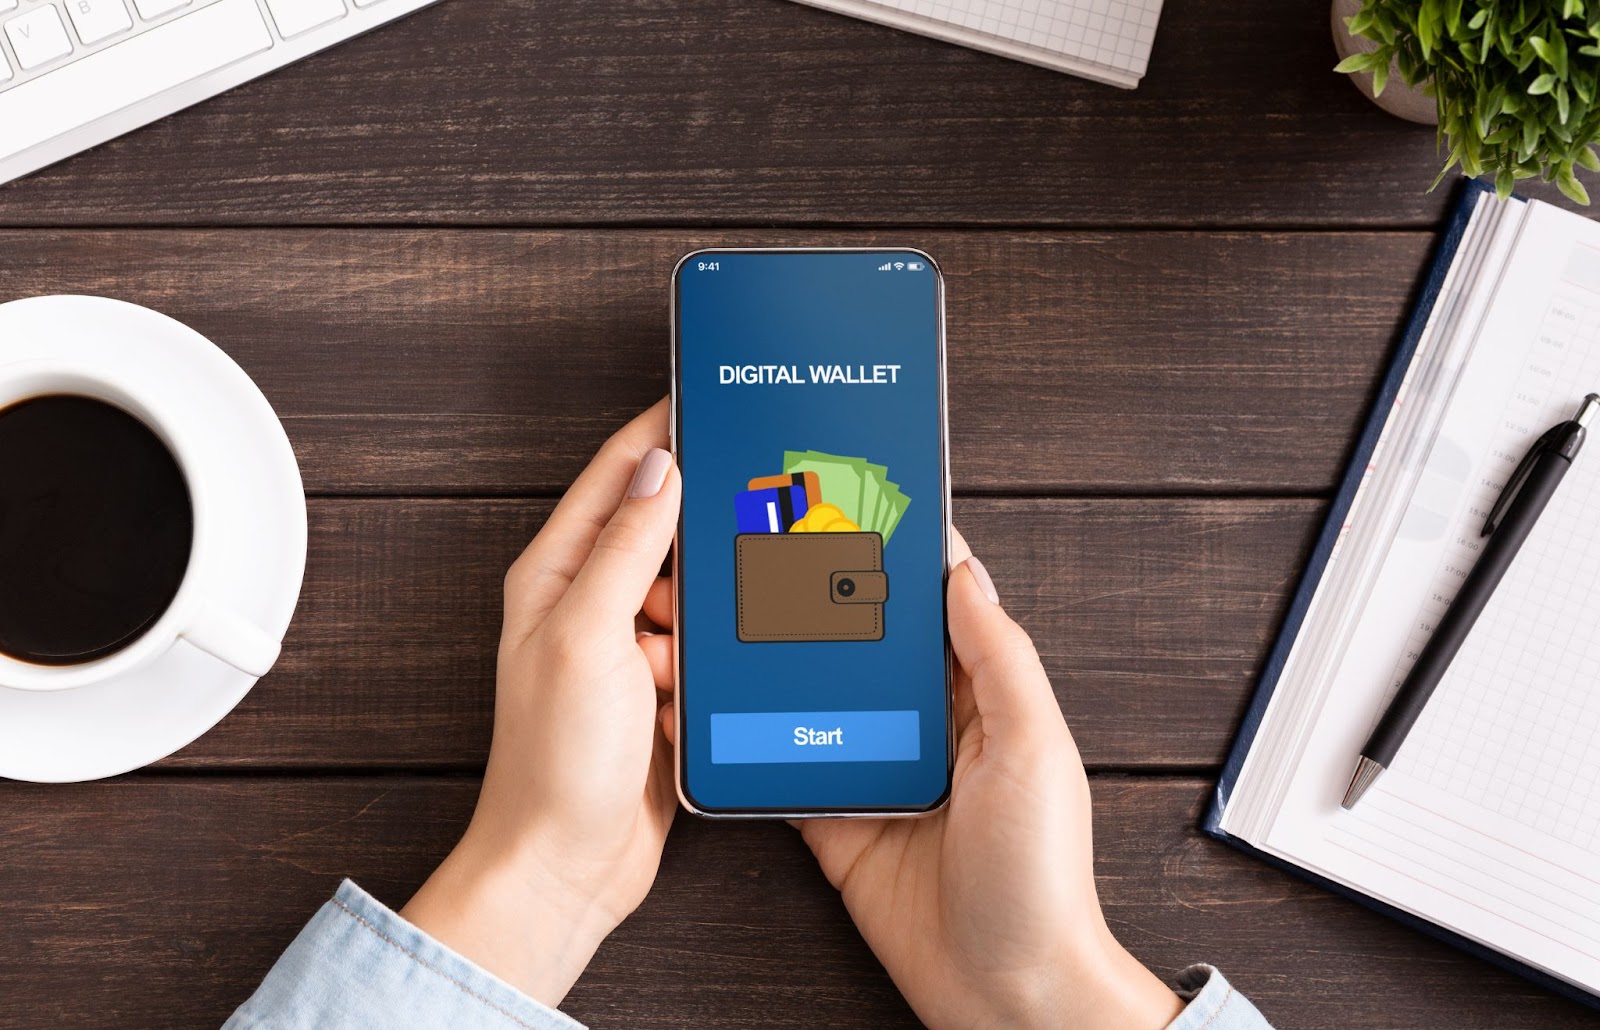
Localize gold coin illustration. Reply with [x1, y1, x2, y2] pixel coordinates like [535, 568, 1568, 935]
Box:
[789, 503, 859, 533]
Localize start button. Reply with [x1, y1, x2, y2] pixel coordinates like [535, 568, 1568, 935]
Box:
[710, 710, 921, 764]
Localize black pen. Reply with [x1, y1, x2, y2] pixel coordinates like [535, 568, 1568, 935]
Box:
[1342, 392, 1600, 810]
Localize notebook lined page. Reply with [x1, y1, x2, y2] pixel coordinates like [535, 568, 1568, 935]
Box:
[786, 0, 1163, 87]
[1261, 201, 1600, 992]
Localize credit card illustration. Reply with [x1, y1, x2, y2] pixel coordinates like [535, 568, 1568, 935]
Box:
[748, 470, 822, 510]
[734, 483, 809, 533]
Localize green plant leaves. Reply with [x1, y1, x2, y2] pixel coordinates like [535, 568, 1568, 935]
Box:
[1559, 165, 1591, 200]
[1347, 8, 1378, 34]
[1334, 51, 1387, 73]
[1417, 0, 1441, 57]
[1339, 0, 1600, 203]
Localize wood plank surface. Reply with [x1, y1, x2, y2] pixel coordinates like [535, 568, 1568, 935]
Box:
[152, 496, 1318, 771]
[1, 228, 1429, 493]
[1, 1, 1586, 228]
[2, 777, 1594, 1028]
[10, 0, 1595, 1018]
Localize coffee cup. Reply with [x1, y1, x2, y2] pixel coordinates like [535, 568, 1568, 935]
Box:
[0, 359, 283, 692]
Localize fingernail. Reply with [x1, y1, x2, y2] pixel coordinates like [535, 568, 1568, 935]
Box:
[964, 556, 1000, 604]
[628, 448, 673, 499]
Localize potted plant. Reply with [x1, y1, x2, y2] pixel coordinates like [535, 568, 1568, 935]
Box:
[1332, 0, 1600, 204]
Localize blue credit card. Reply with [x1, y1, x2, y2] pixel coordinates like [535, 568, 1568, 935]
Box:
[735, 484, 808, 533]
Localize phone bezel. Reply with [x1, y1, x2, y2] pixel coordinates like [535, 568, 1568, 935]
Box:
[669, 247, 955, 819]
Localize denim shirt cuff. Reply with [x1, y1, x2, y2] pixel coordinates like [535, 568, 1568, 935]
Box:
[226, 879, 585, 1030]
[1164, 965, 1273, 1030]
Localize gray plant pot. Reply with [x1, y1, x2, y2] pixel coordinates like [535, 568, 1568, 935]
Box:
[1332, 0, 1439, 125]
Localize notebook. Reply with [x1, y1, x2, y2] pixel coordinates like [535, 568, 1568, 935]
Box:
[1206, 178, 1600, 1007]
[785, 0, 1163, 88]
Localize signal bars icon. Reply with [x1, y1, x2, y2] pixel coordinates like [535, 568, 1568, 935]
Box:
[878, 262, 893, 271]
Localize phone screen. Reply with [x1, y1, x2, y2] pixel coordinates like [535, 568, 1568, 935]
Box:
[673, 250, 952, 815]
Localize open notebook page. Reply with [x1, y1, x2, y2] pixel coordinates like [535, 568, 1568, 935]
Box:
[1259, 200, 1600, 993]
[786, 0, 1162, 88]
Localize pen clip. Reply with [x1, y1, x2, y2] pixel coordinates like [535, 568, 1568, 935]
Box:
[1482, 424, 1564, 536]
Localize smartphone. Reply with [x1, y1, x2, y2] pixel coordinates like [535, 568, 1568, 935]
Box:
[671, 248, 953, 818]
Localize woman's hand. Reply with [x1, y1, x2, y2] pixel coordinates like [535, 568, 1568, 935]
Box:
[796, 537, 1184, 1030]
[401, 400, 683, 1008]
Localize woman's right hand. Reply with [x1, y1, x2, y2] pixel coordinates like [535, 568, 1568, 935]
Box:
[795, 540, 1183, 1029]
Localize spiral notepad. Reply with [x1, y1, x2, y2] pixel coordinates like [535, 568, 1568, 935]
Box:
[786, 0, 1164, 88]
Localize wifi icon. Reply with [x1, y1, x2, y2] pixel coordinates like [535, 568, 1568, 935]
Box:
[893, 262, 905, 271]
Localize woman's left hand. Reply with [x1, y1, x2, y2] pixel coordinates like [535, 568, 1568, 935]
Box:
[400, 400, 682, 1008]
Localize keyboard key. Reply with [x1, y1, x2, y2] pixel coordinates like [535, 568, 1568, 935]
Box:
[0, 0, 16, 13]
[262, 0, 343, 38]
[352, 0, 388, 7]
[132, 0, 189, 17]
[66, 0, 132, 44]
[0, 0, 271, 160]
[6, 6, 74, 69]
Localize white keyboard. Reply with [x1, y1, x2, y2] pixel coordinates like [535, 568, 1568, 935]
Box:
[0, 0, 444, 185]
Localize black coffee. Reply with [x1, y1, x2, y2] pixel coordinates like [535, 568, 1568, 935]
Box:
[0, 395, 193, 665]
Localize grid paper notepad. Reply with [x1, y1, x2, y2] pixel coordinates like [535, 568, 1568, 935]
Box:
[1212, 186, 1600, 1002]
[786, 0, 1164, 88]
[1391, 285, 1600, 853]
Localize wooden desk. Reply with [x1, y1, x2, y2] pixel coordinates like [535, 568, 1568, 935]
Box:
[2, 2, 1596, 1026]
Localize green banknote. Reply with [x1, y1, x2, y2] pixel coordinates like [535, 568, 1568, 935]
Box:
[783, 449, 912, 544]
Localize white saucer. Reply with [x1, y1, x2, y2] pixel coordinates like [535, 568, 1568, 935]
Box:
[0, 296, 307, 783]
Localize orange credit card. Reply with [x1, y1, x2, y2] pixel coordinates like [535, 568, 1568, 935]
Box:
[748, 470, 821, 510]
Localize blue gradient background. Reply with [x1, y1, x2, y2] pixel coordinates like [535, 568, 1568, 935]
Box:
[676, 250, 950, 812]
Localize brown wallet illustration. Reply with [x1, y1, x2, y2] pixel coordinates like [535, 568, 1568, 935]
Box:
[735, 532, 888, 643]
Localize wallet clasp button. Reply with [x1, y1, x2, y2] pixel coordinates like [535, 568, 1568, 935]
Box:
[831, 570, 888, 604]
